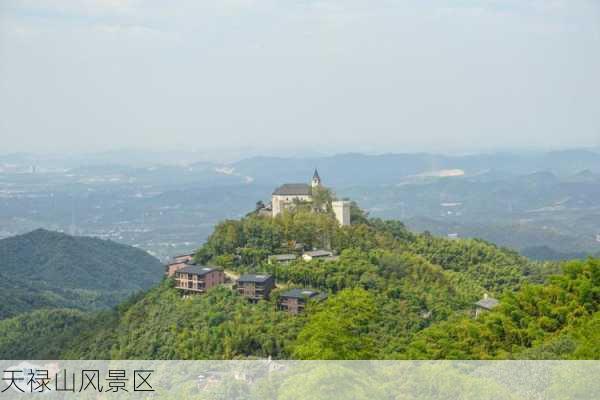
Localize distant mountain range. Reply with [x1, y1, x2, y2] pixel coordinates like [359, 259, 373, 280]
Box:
[4, 148, 600, 184]
[226, 149, 600, 186]
[0, 229, 163, 319]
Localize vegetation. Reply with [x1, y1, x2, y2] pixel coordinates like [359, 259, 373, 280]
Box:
[0, 229, 163, 319]
[404, 259, 600, 359]
[0, 210, 597, 360]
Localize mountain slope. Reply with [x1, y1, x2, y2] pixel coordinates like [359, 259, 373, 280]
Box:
[2, 211, 595, 360]
[0, 211, 555, 360]
[0, 229, 163, 319]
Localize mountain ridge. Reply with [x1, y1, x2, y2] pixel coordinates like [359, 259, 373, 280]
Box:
[0, 229, 163, 319]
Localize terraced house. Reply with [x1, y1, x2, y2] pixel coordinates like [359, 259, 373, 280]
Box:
[236, 274, 275, 301]
[279, 288, 326, 314]
[174, 266, 225, 294]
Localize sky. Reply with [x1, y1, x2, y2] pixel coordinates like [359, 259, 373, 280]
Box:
[1, 0, 599, 156]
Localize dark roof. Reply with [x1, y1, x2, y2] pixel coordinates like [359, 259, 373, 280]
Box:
[176, 265, 218, 276]
[238, 274, 272, 283]
[280, 288, 322, 300]
[313, 169, 321, 181]
[270, 254, 297, 261]
[304, 250, 333, 258]
[273, 183, 312, 196]
[475, 297, 499, 310]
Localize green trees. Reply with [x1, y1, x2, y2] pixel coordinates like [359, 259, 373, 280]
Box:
[2, 207, 598, 361]
[403, 258, 600, 359]
[293, 288, 378, 359]
[0, 308, 91, 359]
[0, 229, 163, 319]
[310, 186, 335, 213]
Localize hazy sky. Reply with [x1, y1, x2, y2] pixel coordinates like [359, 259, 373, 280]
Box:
[1, 0, 599, 155]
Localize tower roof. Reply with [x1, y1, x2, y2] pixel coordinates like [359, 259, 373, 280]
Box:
[313, 169, 321, 181]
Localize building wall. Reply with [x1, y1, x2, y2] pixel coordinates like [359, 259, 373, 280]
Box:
[166, 262, 188, 277]
[175, 270, 224, 293]
[205, 270, 225, 289]
[272, 194, 312, 217]
[238, 278, 275, 299]
[332, 200, 351, 226]
[280, 298, 301, 314]
[238, 282, 256, 298]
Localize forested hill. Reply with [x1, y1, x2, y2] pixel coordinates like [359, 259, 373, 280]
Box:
[0, 211, 597, 360]
[0, 229, 163, 319]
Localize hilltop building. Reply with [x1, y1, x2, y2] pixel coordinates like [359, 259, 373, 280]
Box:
[270, 170, 351, 226]
[271, 169, 321, 217]
[174, 266, 225, 294]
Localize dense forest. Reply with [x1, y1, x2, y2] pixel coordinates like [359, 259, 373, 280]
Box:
[0, 209, 597, 360]
[0, 229, 163, 319]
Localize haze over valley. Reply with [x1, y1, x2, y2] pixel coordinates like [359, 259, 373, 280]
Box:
[3, 148, 600, 260]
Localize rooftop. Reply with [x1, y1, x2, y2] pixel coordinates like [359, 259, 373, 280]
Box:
[475, 297, 500, 310]
[167, 260, 188, 266]
[270, 254, 297, 261]
[273, 183, 312, 196]
[280, 288, 323, 300]
[304, 250, 333, 258]
[176, 265, 217, 276]
[238, 274, 273, 283]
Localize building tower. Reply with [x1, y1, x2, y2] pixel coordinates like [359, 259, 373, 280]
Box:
[311, 169, 322, 188]
[332, 200, 351, 226]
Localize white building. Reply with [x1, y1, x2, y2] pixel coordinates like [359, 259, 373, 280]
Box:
[270, 170, 351, 226]
[271, 170, 321, 217]
[332, 200, 351, 227]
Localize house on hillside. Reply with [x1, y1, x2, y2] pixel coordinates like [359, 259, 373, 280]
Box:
[279, 288, 326, 314]
[302, 250, 334, 262]
[474, 294, 499, 318]
[174, 266, 225, 294]
[165, 253, 196, 277]
[236, 274, 275, 301]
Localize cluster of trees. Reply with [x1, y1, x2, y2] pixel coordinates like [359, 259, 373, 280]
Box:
[404, 258, 600, 359]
